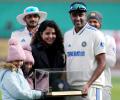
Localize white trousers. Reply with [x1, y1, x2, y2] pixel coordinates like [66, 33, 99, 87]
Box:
[66, 86, 102, 100]
[102, 86, 111, 100]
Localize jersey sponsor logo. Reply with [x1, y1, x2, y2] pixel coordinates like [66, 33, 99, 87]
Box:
[81, 41, 87, 47]
[67, 51, 85, 57]
[21, 38, 25, 42]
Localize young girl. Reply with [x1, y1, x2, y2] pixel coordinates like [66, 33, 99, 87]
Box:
[22, 44, 35, 89]
[0, 38, 45, 100]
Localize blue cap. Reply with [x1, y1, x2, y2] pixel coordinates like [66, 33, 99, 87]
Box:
[69, 1, 87, 13]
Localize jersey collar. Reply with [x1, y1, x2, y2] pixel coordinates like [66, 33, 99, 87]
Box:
[73, 23, 89, 35]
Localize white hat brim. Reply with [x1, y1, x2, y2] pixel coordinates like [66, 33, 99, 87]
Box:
[16, 11, 47, 25]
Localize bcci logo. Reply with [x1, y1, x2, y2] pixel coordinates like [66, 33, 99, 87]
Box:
[81, 41, 87, 47]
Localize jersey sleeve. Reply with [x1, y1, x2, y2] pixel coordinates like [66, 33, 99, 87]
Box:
[11, 30, 21, 38]
[94, 31, 106, 56]
[63, 32, 68, 54]
[106, 36, 116, 68]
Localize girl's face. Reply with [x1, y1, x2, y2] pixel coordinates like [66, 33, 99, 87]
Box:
[41, 27, 56, 45]
[12, 60, 24, 68]
[24, 62, 33, 73]
[24, 62, 33, 69]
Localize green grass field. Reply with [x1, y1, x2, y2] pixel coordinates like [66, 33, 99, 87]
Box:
[112, 77, 120, 100]
[0, 76, 120, 99]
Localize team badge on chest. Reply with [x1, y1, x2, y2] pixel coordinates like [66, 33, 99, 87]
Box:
[81, 41, 87, 47]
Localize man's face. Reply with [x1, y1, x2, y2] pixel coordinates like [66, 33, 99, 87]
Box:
[70, 11, 87, 29]
[88, 19, 101, 29]
[24, 14, 40, 28]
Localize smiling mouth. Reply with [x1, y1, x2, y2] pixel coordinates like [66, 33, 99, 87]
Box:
[75, 23, 81, 26]
[47, 39, 55, 43]
[48, 40, 53, 42]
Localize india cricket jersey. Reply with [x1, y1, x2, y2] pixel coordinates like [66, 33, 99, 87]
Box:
[104, 35, 116, 87]
[64, 23, 106, 87]
[11, 27, 32, 46]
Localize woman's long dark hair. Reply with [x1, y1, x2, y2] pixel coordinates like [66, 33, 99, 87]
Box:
[31, 20, 64, 53]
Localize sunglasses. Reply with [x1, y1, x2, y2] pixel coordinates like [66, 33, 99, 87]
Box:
[69, 3, 87, 13]
[25, 7, 38, 13]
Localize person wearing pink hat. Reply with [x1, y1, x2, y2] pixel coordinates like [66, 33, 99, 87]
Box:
[0, 38, 46, 100]
[22, 44, 34, 75]
[22, 44, 35, 89]
[11, 6, 47, 46]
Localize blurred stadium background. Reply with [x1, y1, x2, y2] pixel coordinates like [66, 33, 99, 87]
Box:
[0, 0, 120, 99]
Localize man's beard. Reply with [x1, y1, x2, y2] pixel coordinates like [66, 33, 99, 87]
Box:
[27, 21, 38, 28]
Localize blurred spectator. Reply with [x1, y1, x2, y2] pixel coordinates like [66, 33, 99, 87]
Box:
[113, 31, 120, 67]
[11, 6, 47, 46]
[88, 11, 116, 100]
[5, 21, 13, 31]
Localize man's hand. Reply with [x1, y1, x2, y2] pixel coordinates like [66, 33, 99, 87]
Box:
[82, 83, 90, 96]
